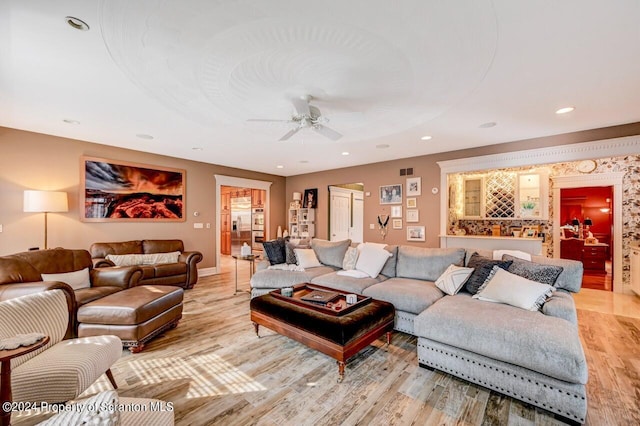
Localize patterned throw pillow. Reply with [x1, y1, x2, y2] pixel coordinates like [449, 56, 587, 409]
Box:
[473, 266, 555, 311]
[342, 246, 359, 270]
[464, 253, 513, 294]
[435, 264, 474, 295]
[502, 255, 564, 286]
[262, 238, 286, 265]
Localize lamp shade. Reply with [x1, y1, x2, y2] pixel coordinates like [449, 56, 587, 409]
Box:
[24, 190, 68, 213]
[583, 218, 593, 226]
[292, 192, 302, 201]
[571, 218, 580, 226]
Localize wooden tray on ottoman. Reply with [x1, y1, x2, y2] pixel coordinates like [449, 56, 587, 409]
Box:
[271, 283, 371, 316]
[250, 284, 395, 382]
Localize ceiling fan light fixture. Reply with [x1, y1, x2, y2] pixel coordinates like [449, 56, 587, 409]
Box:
[65, 16, 90, 31]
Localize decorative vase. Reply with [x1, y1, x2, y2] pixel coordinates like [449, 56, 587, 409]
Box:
[277, 226, 283, 238]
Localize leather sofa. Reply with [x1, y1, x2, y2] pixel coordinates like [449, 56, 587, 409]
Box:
[0, 248, 141, 338]
[90, 239, 203, 289]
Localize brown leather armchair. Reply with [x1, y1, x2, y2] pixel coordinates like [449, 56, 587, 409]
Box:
[0, 248, 142, 337]
[90, 239, 203, 289]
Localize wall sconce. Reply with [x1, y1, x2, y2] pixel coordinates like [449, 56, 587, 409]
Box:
[24, 190, 69, 249]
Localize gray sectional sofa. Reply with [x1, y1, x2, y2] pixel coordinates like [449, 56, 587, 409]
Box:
[250, 240, 588, 424]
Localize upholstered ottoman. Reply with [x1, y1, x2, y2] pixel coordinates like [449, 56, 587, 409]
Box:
[77, 285, 183, 352]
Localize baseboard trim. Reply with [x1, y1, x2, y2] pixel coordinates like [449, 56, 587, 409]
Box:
[198, 267, 217, 277]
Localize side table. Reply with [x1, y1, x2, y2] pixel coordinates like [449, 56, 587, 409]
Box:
[1, 336, 50, 426]
[232, 254, 259, 294]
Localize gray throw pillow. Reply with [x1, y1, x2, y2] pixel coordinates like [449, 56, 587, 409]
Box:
[285, 241, 310, 264]
[262, 238, 286, 265]
[310, 238, 351, 268]
[503, 254, 564, 285]
[464, 253, 513, 294]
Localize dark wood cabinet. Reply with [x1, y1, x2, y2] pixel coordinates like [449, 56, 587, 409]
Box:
[582, 245, 607, 271]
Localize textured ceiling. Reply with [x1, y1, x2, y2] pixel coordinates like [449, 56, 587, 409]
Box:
[1, 0, 639, 176]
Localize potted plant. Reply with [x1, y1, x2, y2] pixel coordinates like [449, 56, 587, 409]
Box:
[521, 201, 536, 216]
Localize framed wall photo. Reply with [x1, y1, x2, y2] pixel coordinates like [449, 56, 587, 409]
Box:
[407, 225, 425, 241]
[303, 188, 318, 208]
[406, 177, 421, 196]
[80, 156, 185, 222]
[406, 209, 419, 223]
[522, 226, 538, 238]
[391, 205, 402, 218]
[379, 184, 402, 205]
[406, 197, 417, 208]
[392, 219, 403, 229]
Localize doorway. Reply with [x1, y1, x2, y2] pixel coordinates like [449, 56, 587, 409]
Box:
[552, 172, 624, 293]
[215, 175, 272, 274]
[329, 184, 364, 243]
[220, 186, 265, 256]
[559, 186, 613, 290]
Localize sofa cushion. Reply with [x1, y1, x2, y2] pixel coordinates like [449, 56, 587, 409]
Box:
[295, 249, 322, 268]
[143, 239, 184, 254]
[473, 266, 555, 311]
[311, 239, 351, 268]
[263, 238, 286, 265]
[434, 264, 473, 296]
[310, 271, 387, 294]
[464, 253, 513, 294]
[42, 267, 90, 290]
[363, 278, 445, 315]
[379, 245, 398, 277]
[414, 293, 588, 384]
[154, 262, 187, 278]
[503, 254, 563, 285]
[396, 247, 465, 281]
[250, 266, 337, 289]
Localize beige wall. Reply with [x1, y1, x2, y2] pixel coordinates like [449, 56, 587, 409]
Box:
[0, 127, 287, 267]
[286, 122, 640, 247]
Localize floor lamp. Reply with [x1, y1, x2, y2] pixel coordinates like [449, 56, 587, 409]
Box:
[23, 190, 69, 249]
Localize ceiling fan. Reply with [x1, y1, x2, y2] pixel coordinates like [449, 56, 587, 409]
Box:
[247, 95, 343, 141]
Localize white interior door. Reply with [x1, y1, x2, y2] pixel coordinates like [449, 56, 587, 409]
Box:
[330, 193, 350, 241]
[351, 195, 364, 243]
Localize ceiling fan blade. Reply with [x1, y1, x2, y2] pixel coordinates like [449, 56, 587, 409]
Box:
[313, 124, 342, 141]
[279, 127, 302, 141]
[291, 97, 311, 116]
[246, 118, 291, 122]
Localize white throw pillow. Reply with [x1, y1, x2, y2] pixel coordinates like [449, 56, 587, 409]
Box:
[342, 246, 359, 270]
[493, 250, 531, 261]
[473, 266, 555, 311]
[106, 251, 180, 266]
[42, 267, 90, 290]
[295, 248, 322, 268]
[435, 264, 474, 295]
[355, 244, 393, 278]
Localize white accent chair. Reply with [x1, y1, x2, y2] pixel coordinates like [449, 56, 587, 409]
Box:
[0, 290, 122, 403]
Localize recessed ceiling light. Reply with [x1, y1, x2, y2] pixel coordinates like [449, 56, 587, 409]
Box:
[276, 165, 284, 169]
[136, 134, 154, 140]
[479, 122, 497, 128]
[555, 107, 575, 114]
[420, 135, 432, 141]
[341, 152, 350, 156]
[376, 144, 390, 149]
[299, 160, 309, 163]
[62, 119, 80, 125]
[192, 147, 203, 151]
[65, 16, 90, 31]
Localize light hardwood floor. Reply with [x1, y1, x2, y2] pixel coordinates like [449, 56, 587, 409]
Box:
[14, 256, 640, 425]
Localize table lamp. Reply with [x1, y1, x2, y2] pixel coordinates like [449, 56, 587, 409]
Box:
[23, 190, 68, 249]
[583, 217, 593, 238]
[571, 218, 580, 237]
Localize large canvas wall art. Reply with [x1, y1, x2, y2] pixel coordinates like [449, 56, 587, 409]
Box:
[81, 156, 186, 222]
